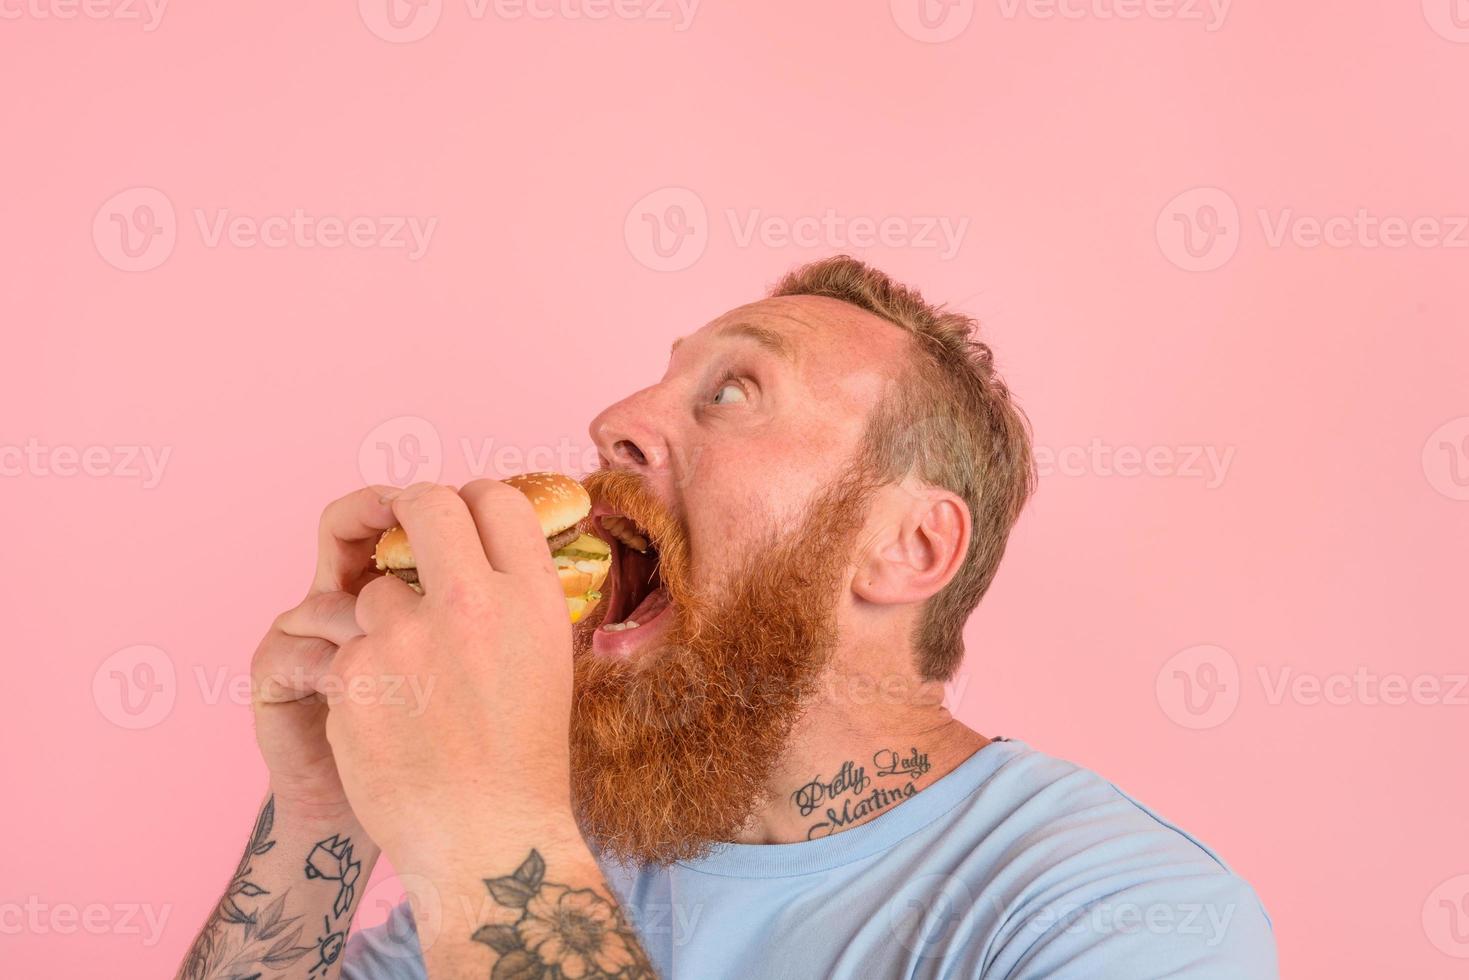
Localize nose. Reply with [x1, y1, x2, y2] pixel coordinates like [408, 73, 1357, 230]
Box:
[589, 387, 672, 475]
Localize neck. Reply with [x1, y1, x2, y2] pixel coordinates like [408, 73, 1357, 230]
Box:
[732, 662, 989, 845]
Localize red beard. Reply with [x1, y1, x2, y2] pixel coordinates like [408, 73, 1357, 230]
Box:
[571, 467, 877, 866]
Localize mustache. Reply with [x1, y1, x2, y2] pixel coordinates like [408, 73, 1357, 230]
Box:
[580, 468, 699, 616]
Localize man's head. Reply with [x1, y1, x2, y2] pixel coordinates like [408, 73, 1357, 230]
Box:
[570, 256, 1035, 865]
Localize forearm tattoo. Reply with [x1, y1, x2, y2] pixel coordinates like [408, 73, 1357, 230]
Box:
[471, 849, 656, 979]
[793, 747, 931, 840]
[177, 796, 364, 980]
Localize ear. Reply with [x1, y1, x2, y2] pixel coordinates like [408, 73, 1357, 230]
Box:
[852, 483, 970, 607]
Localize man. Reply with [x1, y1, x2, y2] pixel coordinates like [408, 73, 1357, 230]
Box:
[176, 256, 1277, 979]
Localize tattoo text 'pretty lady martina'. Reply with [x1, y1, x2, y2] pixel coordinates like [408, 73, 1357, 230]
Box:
[793, 747, 929, 841]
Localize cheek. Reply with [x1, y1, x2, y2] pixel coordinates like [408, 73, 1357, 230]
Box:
[680, 457, 832, 588]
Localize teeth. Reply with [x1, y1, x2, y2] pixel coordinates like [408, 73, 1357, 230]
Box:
[602, 620, 640, 632]
[601, 514, 652, 552]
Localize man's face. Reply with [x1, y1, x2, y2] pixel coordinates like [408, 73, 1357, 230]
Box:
[582, 294, 908, 658]
[568, 295, 913, 865]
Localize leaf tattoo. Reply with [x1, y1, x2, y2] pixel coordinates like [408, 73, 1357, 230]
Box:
[175, 796, 324, 980]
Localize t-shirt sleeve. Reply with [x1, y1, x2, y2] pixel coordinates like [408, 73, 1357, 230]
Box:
[996, 872, 1278, 979]
[340, 900, 427, 980]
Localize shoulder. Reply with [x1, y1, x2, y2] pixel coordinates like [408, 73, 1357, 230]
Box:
[958, 741, 1278, 978]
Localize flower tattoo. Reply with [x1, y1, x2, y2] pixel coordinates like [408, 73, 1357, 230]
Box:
[471, 849, 655, 979]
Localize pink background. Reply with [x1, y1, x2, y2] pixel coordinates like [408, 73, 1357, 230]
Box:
[3, 2, 1467, 977]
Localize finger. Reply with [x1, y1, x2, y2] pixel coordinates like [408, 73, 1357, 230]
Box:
[354, 570, 420, 635]
[252, 630, 337, 704]
[312, 485, 400, 595]
[276, 591, 365, 647]
[459, 478, 558, 576]
[389, 483, 490, 591]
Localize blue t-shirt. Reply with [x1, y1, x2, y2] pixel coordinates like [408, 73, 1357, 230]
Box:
[343, 739, 1277, 978]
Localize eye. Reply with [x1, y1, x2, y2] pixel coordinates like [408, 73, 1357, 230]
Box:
[712, 377, 748, 405]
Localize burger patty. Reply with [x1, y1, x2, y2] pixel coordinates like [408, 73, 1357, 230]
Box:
[546, 526, 581, 552]
[385, 528, 582, 588]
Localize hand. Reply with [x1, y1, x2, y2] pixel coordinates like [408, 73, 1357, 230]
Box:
[249, 486, 397, 823]
[322, 480, 580, 868]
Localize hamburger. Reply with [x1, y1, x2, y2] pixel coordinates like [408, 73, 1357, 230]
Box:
[372, 472, 611, 623]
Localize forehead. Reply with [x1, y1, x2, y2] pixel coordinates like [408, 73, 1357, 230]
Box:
[674, 294, 912, 392]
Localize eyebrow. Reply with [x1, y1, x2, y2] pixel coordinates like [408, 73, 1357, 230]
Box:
[669, 322, 797, 361]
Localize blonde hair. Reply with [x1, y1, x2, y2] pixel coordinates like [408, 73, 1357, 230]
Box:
[770, 256, 1036, 681]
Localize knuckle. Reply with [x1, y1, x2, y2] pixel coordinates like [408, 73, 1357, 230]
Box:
[437, 577, 492, 618]
[357, 572, 402, 608]
[464, 478, 534, 515]
[319, 486, 373, 531]
[311, 589, 356, 620]
[401, 484, 463, 520]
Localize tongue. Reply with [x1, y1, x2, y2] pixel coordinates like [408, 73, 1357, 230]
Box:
[626, 585, 670, 624]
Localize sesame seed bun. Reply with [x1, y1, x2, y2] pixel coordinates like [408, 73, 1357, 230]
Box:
[370, 472, 607, 620]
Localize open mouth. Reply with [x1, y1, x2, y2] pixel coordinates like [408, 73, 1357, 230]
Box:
[591, 507, 673, 648]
